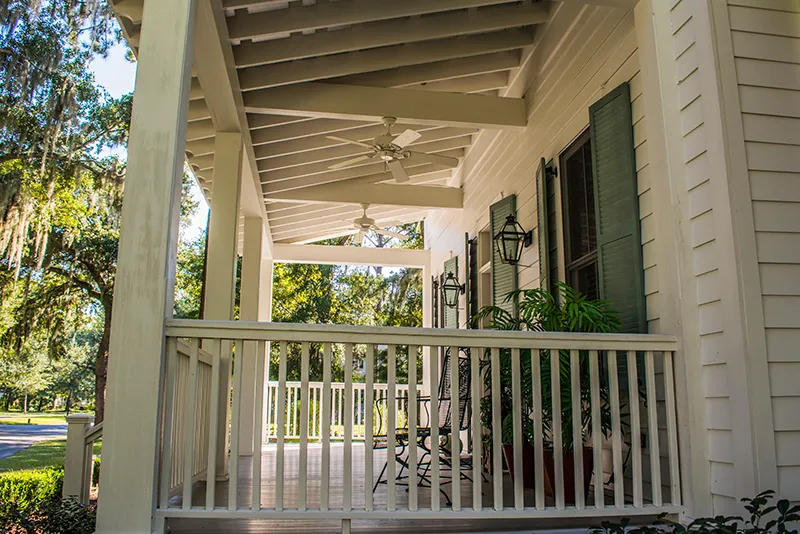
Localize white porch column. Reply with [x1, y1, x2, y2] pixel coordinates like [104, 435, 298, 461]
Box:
[204, 132, 244, 476]
[96, 1, 196, 532]
[238, 217, 273, 455]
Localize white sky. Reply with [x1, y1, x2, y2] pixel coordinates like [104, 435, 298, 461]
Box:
[89, 43, 210, 241]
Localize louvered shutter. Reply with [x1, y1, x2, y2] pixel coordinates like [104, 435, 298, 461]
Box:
[432, 275, 439, 328]
[589, 82, 646, 334]
[490, 195, 518, 317]
[536, 158, 550, 292]
[443, 257, 459, 328]
[467, 236, 479, 328]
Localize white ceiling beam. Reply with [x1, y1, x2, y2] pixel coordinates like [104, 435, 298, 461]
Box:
[192, 1, 272, 233]
[267, 182, 463, 210]
[270, 205, 428, 236]
[264, 160, 457, 194]
[272, 244, 431, 268]
[407, 72, 510, 93]
[247, 114, 311, 130]
[238, 29, 534, 91]
[233, 3, 548, 67]
[260, 129, 475, 170]
[223, 0, 299, 9]
[244, 82, 527, 130]
[251, 121, 443, 152]
[258, 136, 473, 180]
[227, 0, 526, 41]
[333, 51, 521, 88]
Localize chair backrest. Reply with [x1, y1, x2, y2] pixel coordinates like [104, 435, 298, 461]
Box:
[437, 347, 472, 432]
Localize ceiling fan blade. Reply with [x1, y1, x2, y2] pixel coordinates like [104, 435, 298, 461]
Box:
[326, 135, 373, 149]
[388, 160, 410, 183]
[328, 154, 371, 170]
[408, 151, 459, 168]
[392, 129, 422, 148]
[374, 228, 407, 240]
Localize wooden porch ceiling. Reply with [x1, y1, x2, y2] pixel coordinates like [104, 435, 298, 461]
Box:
[110, 0, 550, 244]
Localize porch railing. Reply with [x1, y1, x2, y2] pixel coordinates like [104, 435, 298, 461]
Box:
[266, 381, 410, 441]
[158, 320, 683, 528]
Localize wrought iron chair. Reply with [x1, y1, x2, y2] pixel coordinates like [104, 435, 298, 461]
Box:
[373, 347, 474, 504]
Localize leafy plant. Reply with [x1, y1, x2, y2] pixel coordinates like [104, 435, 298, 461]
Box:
[590, 490, 799, 533]
[471, 282, 621, 450]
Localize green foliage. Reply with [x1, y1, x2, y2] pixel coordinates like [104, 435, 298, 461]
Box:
[0, 466, 63, 516]
[591, 491, 799, 534]
[473, 283, 620, 450]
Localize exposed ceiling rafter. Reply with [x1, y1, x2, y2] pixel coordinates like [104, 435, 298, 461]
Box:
[227, 0, 530, 42]
[244, 82, 527, 130]
[232, 3, 548, 67]
[238, 29, 535, 91]
[266, 182, 463, 210]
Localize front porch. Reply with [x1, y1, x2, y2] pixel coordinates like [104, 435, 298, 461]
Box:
[155, 321, 682, 532]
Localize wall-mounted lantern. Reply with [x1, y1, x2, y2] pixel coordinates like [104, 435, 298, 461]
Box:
[494, 215, 533, 265]
[441, 271, 465, 309]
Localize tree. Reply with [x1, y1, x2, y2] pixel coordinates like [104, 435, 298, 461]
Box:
[0, 0, 129, 422]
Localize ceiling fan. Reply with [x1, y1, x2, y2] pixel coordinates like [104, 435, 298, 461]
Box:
[326, 117, 460, 183]
[350, 203, 406, 243]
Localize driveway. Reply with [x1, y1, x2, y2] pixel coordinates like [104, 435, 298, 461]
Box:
[0, 424, 67, 460]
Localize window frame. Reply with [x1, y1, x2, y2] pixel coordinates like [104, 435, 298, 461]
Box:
[559, 128, 599, 299]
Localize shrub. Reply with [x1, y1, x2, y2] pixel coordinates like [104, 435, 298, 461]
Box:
[0, 467, 95, 534]
[591, 490, 799, 534]
[0, 467, 63, 516]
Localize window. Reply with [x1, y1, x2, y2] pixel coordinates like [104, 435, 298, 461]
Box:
[560, 130, 599, 300]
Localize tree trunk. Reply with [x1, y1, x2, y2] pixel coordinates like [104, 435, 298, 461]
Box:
[23, 393, 28, 415]
[94, 301, 113, 423]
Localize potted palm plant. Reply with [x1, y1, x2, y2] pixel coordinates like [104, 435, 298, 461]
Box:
[472, 282, 620, 505]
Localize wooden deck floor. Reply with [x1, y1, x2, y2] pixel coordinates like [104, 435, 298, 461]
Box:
[165, 443, 642, 533]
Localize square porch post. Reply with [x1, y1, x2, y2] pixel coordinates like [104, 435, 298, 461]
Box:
[238, 216, 273, 455]
[203, 132, 244, 478]
[95, 1, 196, 532]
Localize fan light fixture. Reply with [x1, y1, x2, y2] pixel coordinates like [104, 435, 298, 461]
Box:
[441, 271, 465, 309]
[494, 215, 533, 266]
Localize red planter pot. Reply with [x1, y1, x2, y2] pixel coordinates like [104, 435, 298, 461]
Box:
[503, 444, 594, 505]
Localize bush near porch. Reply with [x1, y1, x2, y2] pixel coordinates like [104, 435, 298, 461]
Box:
[0, 466, 95, 534]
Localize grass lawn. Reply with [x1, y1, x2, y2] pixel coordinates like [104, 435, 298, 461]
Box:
[0, 411, 69, 426]
[0, 439, 102, 473]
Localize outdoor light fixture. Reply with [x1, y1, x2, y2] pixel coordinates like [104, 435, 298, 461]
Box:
[494, 215, 533, 266]
[441, 271, 465, 309]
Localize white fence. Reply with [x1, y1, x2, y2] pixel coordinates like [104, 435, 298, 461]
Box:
[266, 381, 410, 440]
[158, 320, 683, 529]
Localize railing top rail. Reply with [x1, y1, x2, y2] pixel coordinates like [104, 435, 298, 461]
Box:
[165, 319, 678, 352]
[84, 421, 103, 444]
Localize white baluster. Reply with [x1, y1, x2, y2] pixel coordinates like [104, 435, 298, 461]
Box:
[159, 338, 178, 510]
[589, 350, 604, 509]
[252, 341, 266, 511]
[365, 344, 375, 512]
[570, 349, 585, 509]
[275, 342, 288, 511]
[228, 340, 245, 511]
[627, 351, 643, 508]
[531, 348, 545, 510]
[608, 351, 624, 509]
[664, 351, 681, 505]
[430, 346, 441, 511]
[321, 342, 332, 511]
[408, 345, 418, 511]
[490, 347, 502, 511]
[511, 348, 523, 510]
[470, 346, 482, 512]
[645, 351, 662, 506]
[387, 344, 397, 511]
[205, 339, 222, 510]
[450, 345, 462, 511]
[344, 343, 354, 512]
[182, 339, 200, 510]
[551, 349, 564, 510]
[299, 342, 310, 511]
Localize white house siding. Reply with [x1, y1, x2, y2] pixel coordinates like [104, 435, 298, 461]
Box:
[727, 0, 800, 503]
[425, 2, 668, 499]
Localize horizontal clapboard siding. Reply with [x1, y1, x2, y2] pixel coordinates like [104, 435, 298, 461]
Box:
[729, 0, 800, 502]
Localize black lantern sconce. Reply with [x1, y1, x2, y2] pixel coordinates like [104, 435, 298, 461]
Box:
[493, 215, 533, 266]
[441, 271, 465, 309]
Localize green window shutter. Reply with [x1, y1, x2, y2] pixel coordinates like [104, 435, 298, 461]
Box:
[443, 257, 459, 328]
[536, 157, 550, 292]
[490, 195, 518, 318]
[467, 236, 479, 328]
[589, 82, 646, 334]
[432, 275, 439, 328]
